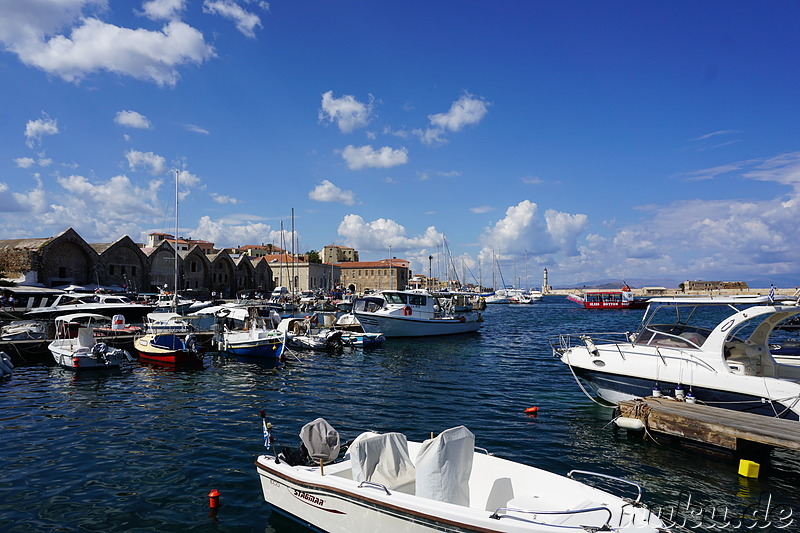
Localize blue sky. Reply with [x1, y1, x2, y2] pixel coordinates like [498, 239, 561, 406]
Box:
[2, 1, 800, 288]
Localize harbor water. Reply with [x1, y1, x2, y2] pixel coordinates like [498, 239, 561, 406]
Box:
[1, 297, 799, 532]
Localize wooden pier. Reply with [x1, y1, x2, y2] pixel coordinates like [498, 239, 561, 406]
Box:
[618, 397, 800, 454]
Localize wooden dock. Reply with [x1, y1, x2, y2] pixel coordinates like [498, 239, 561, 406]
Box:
[618, 397, 800, 453]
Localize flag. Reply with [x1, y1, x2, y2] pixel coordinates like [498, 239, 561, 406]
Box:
[769, 285, 775, 304]
[263, 419, 272, 449]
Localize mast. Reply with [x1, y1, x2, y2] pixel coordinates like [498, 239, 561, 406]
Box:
[173, 169, 179, 311]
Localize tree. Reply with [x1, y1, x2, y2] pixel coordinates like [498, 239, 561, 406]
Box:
[306, 250, 321, 264]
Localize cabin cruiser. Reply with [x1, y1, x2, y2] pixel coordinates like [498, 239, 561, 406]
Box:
[566, 284, 647, 309]
[551, 295, 800, 420]
[26, 292, 153, 321]
[352, 289, 483, 337]
[255, 418, 670, 533]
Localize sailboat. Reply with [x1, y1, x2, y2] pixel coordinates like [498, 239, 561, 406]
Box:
[135, 170, 203, 366]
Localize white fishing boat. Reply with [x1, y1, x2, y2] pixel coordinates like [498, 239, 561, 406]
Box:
[255, 418, 669, 533]
[352, 290, 483, 337]
[277, 315, 345, 351]
[49, 313, 131, 370]
[551, 295, 800, 420]
[214, 306, 285, 358]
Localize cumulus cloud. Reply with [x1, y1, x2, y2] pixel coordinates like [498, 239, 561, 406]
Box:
[211, 192, 238, 204]
[142, 0, 186, 21]
[308, 180, 355, 205]
[337, 214, 443, 253]
[0, 2, 215, 86]
[125, 149, 167, 175]
[416, 92, 489, 145]
[341, 145, 408, 170]
[115, 110, 152, 129]
[203, 0, 267, 39]
[480, 200, 587, 257]
[24, 114, 59, 148]
[14, 157, 36, 168]
[191, 215, 279, 248]
[319, 91, 373, 133]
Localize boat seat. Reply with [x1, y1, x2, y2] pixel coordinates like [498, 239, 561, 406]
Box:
[415, 425, 474, 506]
[349, 432, 416, 494]
[725, 342, 764, 375]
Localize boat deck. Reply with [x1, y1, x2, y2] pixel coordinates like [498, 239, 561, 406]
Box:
[618, 397, 800, 453]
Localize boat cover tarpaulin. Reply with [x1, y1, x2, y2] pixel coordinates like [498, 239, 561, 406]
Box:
[349, 432, 416, 491]
[299, 418, 340, 462]
[415, 426, 474, 506]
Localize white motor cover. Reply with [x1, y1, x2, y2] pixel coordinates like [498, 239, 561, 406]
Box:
[299, 418, 340, 463]
[415, 425, 474, 506]
[349, 432, 416, 490]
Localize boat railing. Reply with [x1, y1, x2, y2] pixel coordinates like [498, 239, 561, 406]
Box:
[357, 480, 391, 495]
[549, 332, 631, 355]
[567, 470, 642, 503]
[489, 504, 613, 524]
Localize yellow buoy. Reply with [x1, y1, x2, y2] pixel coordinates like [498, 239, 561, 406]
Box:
[738, 459, 760, 478]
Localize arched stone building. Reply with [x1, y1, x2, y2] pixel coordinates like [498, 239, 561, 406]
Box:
[93, 235, 148, 292]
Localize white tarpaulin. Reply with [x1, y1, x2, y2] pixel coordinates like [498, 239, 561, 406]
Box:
[414, 425, 474, 506]
[349, 432, 416, 492]
[299, 418, 340, 463]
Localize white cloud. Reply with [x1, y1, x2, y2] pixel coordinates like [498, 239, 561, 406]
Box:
[0, 1, 215, 86]
[177, 169, 201, 188]
[24, 115, 59, 148]
[14, 157, 36, 168]
[192, 215, 279, 248]
[185, 123, 210, 134]
[211, 192, 238, 204]
[337, 214, 443, 253]
[202, 0, 266, 39]
[308, 180, 355, 205]
[115, 110, 152, 129]
[469, 205, 493, 214]
[417, 92, 489, 145]
[319, 91, 373, 133]
[142, 0, 186, 21]
[341, 145, 408, 170]
[125, 149, 167, 175]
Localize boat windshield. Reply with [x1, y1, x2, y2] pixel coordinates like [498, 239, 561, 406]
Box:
[383, 292, 407, 304]
[634, 304, 733, 349]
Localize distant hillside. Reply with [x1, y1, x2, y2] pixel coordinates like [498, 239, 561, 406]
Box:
[558, 276, 800, 290]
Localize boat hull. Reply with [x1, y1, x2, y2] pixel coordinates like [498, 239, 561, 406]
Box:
[354, 313, 481, 337]
[49, 343, 126, 370]
[135, 334, 202, 365]
[224, 338, 283, 358]
[570, 366, 800, 420]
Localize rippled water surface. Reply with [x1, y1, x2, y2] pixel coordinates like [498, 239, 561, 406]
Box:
[1, 298, 798, 532]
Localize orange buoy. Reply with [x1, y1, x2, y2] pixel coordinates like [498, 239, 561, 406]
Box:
[525, 406, 539, 413]
[208, 489, 220, 508]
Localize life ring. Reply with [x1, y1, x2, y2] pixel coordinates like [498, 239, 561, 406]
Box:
[402, 306, 412, 316]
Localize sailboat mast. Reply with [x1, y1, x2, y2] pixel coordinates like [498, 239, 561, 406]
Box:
[174, 169, 179, 309]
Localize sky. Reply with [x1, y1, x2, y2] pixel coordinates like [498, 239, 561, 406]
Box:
[2, 1, 800, 289]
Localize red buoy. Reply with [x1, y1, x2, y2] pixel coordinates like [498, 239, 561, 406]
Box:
[525, 406, 539, 413]
[208, 489, 220, 508]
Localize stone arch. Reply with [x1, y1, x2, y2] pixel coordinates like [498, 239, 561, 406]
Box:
[39, 228, 97, 288]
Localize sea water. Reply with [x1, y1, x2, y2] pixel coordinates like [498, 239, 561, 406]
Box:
[1, 297, 798, 532]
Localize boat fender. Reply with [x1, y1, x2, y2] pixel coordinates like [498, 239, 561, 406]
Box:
[614, 417, 644, 431]
[402, 305, 412, 316]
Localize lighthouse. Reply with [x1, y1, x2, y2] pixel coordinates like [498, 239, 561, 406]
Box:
[543, 268, 550, 294]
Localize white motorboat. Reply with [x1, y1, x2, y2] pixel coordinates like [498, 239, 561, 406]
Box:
[26, 292, 153, 321]
[0, 320, 47, 341]
[214, 306, 285, 358]
[484, 289, 512, 304]
[551, 295, 800, 420]
[255, 419, 670, 533]
[352, 290, 483, 337]
[277, 315, 345, 351]
[49, 313, 131, 370]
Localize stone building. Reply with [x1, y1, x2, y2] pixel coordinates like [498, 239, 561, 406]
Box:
[322, 244, 359, 264]
[338, 259, 410, 293]
[266, 255, 341, 292]
[0, 227, 274, 297]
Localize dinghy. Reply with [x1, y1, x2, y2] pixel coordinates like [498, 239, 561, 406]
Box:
[255, 418, 670, 533]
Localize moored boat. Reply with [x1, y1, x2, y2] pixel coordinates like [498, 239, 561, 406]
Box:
[551, 295, 800, 419]
[255, 418, 670, 533]
[352, 290, 482, 337]
[566, 284, 647, 310]
[49, 313, 132, 370]
[215, 306, 284, 358]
